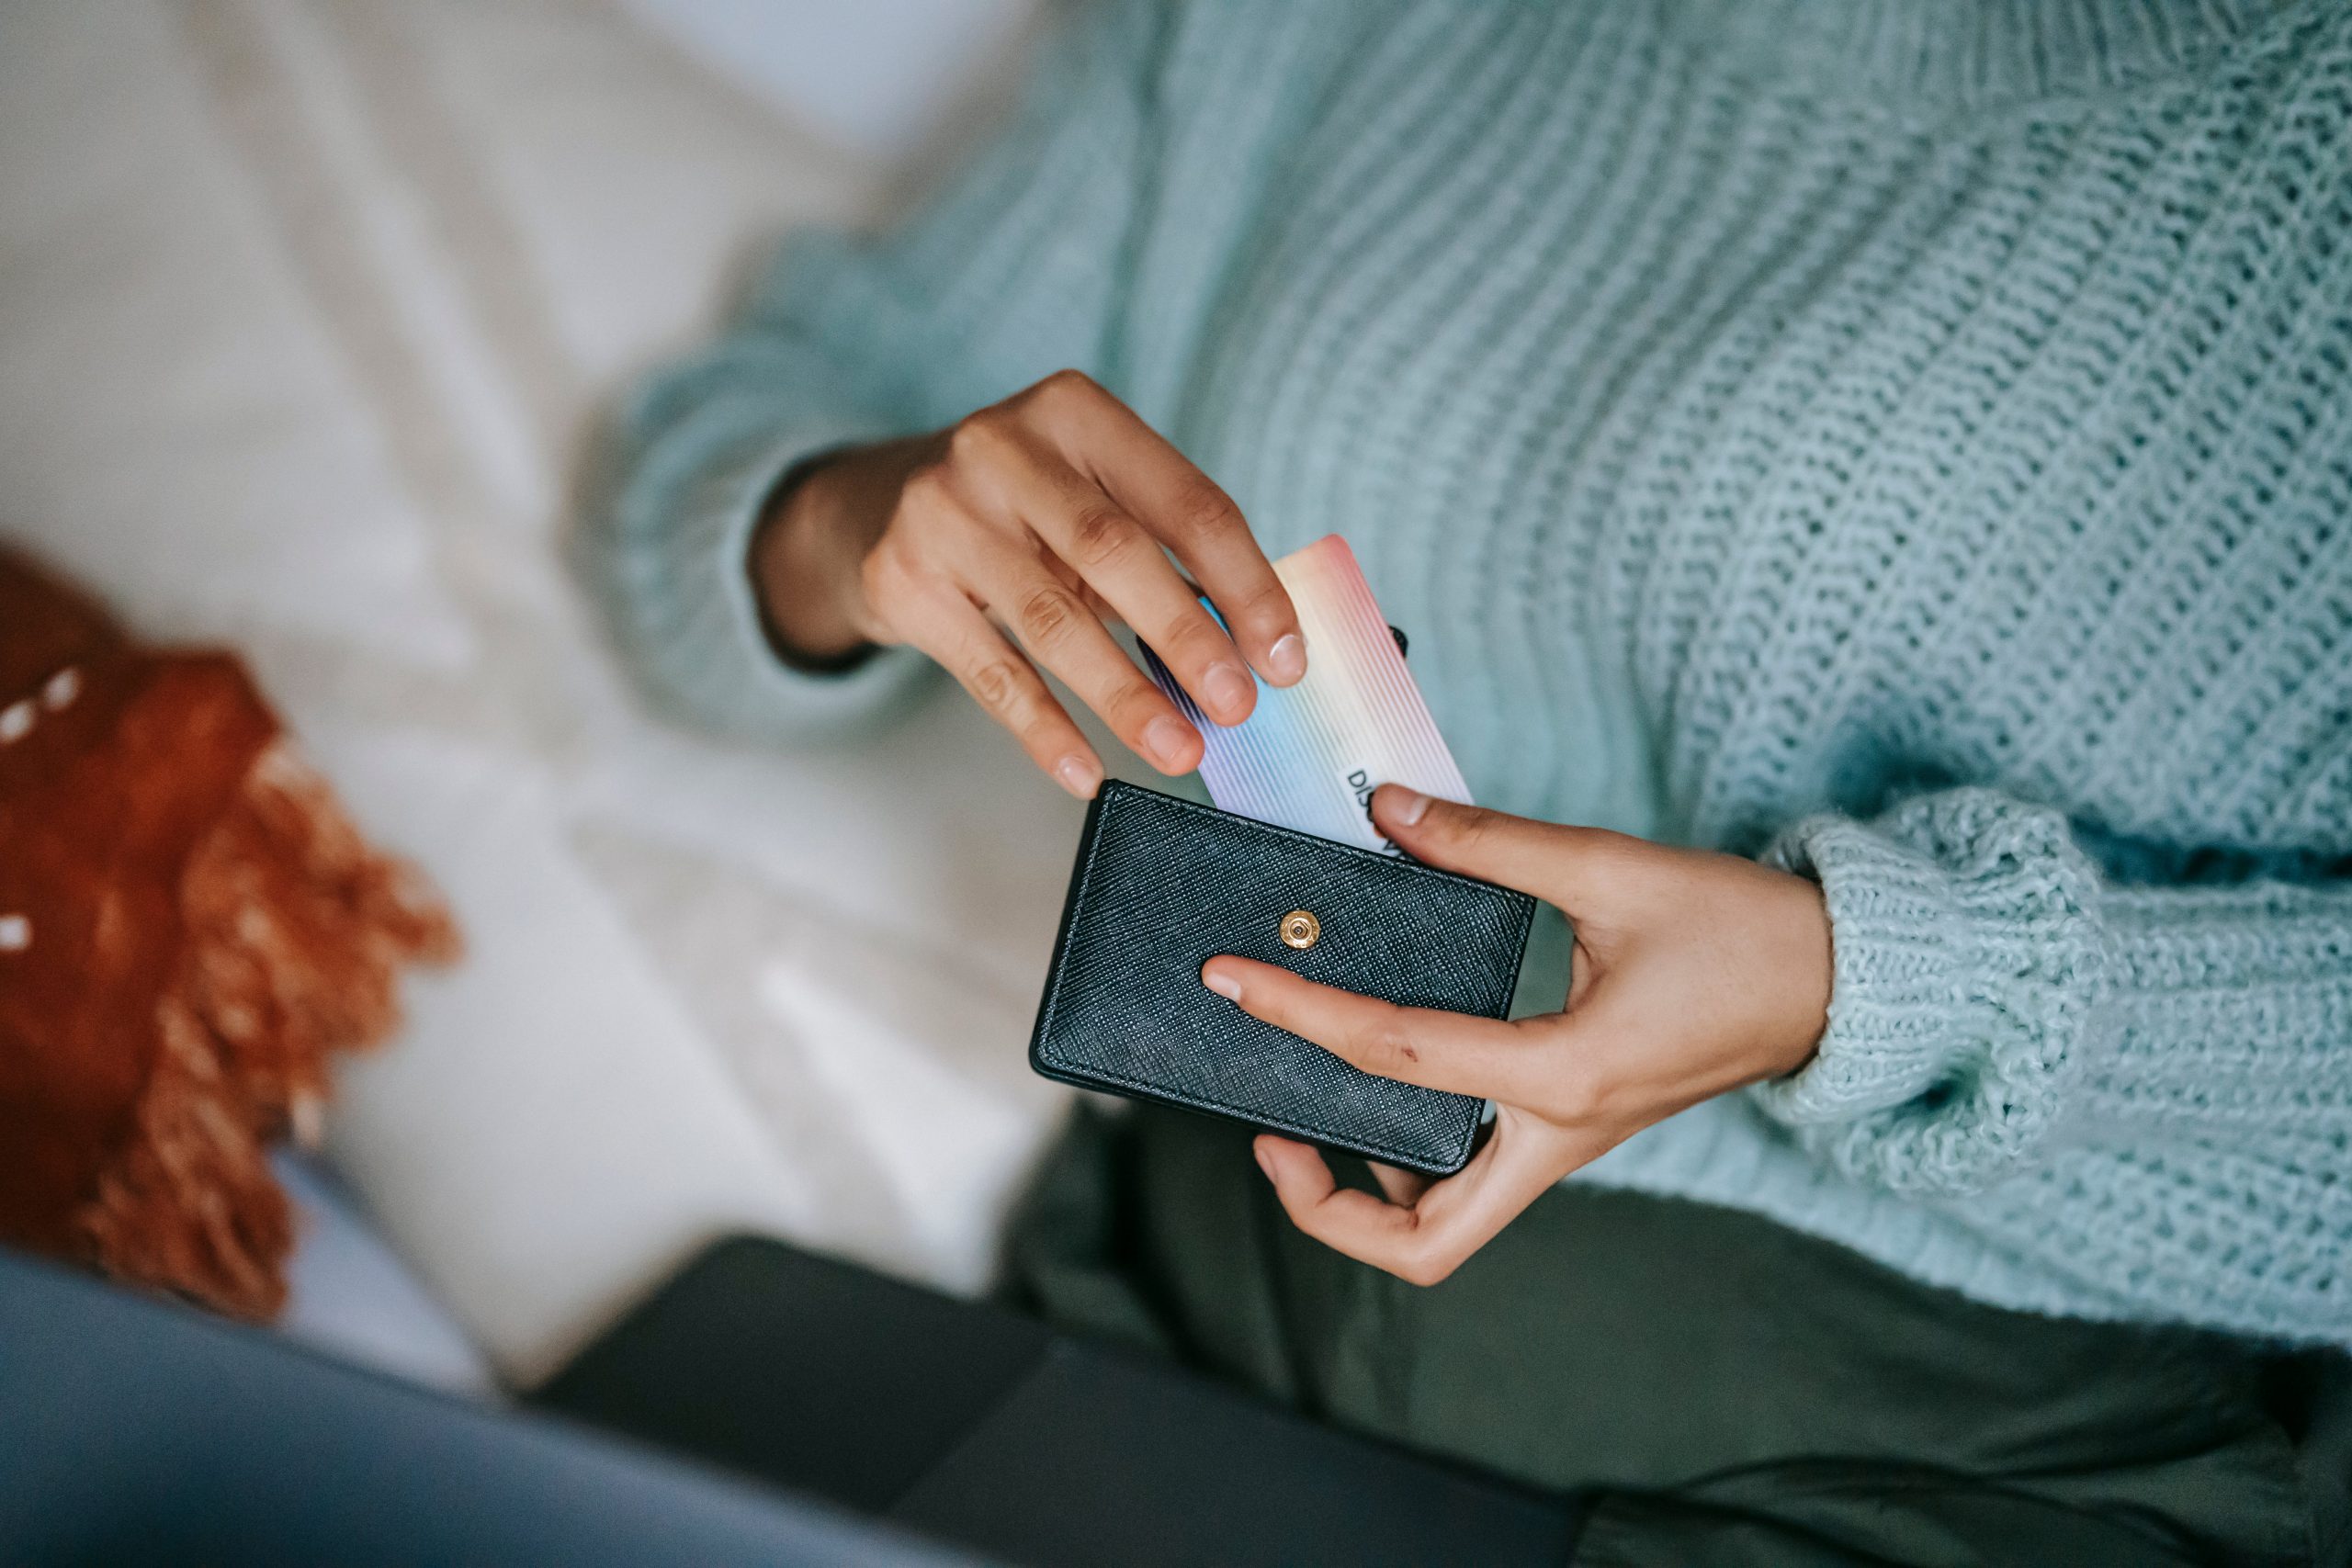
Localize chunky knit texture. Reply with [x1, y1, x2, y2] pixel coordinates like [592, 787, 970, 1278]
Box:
[586, 0, 2352, 1344]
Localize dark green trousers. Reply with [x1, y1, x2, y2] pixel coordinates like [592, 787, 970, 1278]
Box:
[1003, 1105, 2335, 1567]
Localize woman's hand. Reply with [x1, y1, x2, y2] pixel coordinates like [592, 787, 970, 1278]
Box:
[1201, 785, 1834, 1285]
[751, 369, 1305, 797]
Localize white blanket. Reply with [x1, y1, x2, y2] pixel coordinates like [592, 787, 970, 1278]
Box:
[1, 0, 1079, 1383]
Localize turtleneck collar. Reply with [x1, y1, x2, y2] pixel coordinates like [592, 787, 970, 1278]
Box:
[1668, 0, 2298, 114]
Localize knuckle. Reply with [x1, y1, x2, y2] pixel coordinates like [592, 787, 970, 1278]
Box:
[857, 542, 901, 601]
[1013, 711, 1072, 756]
[1029, 367, 1099, 410]
[1348, 1010, 1419, 1075]
[966, 660, 1027, 716]
[1105, 682, 1175, 738]
[1231, 577, 1293, 627]
[898, 463, 958, 517]
[1163, 476, 1244, 544]
[859, 537, 923, 615]
[944, 412, 1012, 468]
[1101, 682, 1176, 751]
[1160, 611, 1233, 666]
[1021, 709, 1077, 751]
[1068, 502, 1141, 568]
[1016, 584, 1083, 649]
[1442, 807, 1495, 850]
[1395, 1240, 1456, 1289]
[1437, 807, 1513, 867]
[854, 558, 899, 629]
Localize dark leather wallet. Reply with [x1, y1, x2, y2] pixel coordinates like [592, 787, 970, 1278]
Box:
[1028, 781, 1535, 1176]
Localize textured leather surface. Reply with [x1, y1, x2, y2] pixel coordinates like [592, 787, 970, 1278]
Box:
[1029, 783, 1534, 1176]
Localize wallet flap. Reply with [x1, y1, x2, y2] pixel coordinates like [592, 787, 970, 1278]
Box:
[1028, 782, 1535, 1175]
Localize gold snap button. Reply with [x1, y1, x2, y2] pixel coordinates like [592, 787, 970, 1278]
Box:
[1279, 909, 1320, 951]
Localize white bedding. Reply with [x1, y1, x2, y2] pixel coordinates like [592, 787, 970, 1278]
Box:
[0, 0, 1077, 1384]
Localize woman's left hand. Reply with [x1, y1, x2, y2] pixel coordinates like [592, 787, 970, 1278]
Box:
[1201, 784, 1834, 1285]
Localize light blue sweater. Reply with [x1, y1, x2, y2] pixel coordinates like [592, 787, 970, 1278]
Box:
[587, 0, 2352, 1345]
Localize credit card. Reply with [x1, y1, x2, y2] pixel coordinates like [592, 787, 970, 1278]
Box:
[1144, 535, 1471, 852]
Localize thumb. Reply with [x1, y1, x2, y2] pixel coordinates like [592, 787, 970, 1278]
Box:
[1371, 785, 1623, 911]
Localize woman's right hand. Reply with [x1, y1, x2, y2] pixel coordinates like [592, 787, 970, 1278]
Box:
[751, 369, 1306, 798]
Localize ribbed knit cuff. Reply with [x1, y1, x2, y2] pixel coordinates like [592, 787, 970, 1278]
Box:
[1752, 789, 2108, 1195]
[586, 393, 934, 742]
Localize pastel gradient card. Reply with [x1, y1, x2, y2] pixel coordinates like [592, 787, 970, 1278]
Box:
[1145, 535, 1471, 852]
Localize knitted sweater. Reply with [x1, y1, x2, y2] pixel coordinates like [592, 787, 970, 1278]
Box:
[587, 0, 2352, 1345]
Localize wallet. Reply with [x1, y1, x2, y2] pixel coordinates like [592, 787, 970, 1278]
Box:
[1028, 781, 1535, 1176]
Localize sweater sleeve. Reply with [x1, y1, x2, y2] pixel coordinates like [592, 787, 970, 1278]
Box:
[1751, 787, 2352, 1217]
[578, 0, 1171, 740]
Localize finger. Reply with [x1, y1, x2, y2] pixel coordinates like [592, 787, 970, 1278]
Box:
[1039, 553, 1117, 623]
[888, 586, 1103, 797]
[964, 421, 1263, 728]
[1248, 1137, 1450, 1214]
[961, 538, 1205, 776]
[1023, 370, 1305, 688]
[1250, 1134, 1396, 1245]
[1370, 786, 1631, 910]
[1369, 1161, 1435, 1205]
[1255, 1125, 1559, 1287]
[1203, 955, 1537, 1102]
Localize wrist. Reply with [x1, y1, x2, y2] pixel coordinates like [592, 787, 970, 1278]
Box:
[749, 454, 871, 667]
[750, 432, 943, 668]
[1772, 874, 1833, 1077]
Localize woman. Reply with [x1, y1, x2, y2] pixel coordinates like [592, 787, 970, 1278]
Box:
[589, 1, 2350, 1560]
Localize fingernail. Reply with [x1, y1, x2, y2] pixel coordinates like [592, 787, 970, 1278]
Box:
[1145, 714, 1197, 771]
[1202, 661, 1254, 722]
[1253, 1143, 1276, 1183]
[1054, 754, 1102, 798]
[1202, 964, 1242, 1002]
[1266, 633, 1306, 684]
[1387, 786, 1431, 826]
